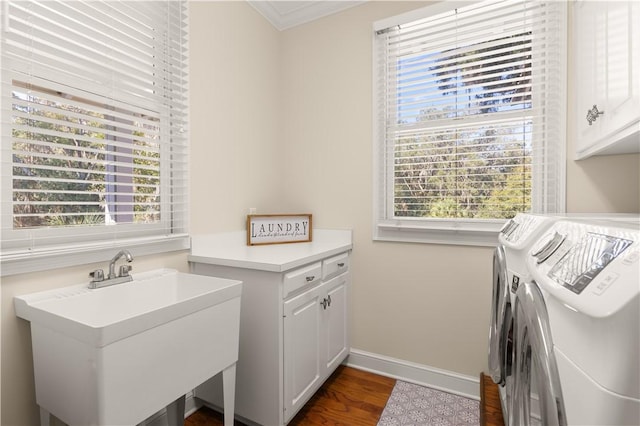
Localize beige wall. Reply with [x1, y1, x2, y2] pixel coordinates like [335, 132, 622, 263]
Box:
[189, 1, 283, 233]
[2, 1, 638, 425]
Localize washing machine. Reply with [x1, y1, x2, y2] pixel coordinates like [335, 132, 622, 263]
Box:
[511, 218, 640, 425]
[489, 213, 560, 421]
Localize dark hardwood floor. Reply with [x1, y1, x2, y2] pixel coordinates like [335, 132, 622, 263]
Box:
[185, 366, 505, 426]
[185, 365, 395, 426]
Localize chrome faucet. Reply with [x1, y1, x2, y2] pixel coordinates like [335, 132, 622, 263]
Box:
[108, 249, 133, 279]
[89, 249, 134, 289]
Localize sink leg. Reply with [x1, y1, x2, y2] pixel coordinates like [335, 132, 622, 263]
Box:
[39, 407, 52, 426]
[166, 394, 186, 426]
[222, 363, 236, 426]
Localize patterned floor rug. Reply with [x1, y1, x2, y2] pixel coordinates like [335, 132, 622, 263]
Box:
[377, 381, 480, 426]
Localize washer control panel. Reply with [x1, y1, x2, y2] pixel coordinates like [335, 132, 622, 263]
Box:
[500, 213, 550, 247]
[532, 231, 566, 264]
[528, 219, 639, 318]
[500, 218, 520, 239]
[547, 233, 632, 294]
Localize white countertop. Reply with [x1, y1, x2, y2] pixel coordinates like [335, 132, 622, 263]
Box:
[188, 229, 353, 272]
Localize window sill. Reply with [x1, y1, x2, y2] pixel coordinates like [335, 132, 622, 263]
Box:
[0, 234, 190, 277]
[374, 219, 504, 247]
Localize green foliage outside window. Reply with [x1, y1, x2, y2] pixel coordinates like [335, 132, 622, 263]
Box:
[11, 83, 161, 229]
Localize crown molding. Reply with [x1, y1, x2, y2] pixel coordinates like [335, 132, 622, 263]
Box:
[247, 1, 367, 31]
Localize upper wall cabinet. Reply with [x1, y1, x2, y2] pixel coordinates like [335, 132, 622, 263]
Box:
[574, 0, 640, 159]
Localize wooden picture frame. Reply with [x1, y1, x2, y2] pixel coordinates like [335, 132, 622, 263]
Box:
[246, 214, 313, 246]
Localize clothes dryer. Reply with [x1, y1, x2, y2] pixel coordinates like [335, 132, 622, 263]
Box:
[489, 213, 559, 421]
[512, 218, 640, 425]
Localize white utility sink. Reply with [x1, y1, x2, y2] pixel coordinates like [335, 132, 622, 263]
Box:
[15, 268, 242, 426]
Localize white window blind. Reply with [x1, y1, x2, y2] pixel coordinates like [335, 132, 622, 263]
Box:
[0, 1, 189, 275]
[373, 0, 566, 245]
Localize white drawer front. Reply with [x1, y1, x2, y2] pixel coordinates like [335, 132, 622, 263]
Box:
[322, 253, 349, 280]
[283, 262, 322, 298]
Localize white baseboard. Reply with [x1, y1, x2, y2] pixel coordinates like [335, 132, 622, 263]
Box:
[346, 348, 480, 400]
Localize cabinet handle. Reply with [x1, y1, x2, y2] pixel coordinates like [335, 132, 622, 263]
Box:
[337, 262, 345, 267]
[586, 104, 604, 125]
[327, 295, 332, 307]
[320, 298, 328, 310]
[305, 275, 315, 282]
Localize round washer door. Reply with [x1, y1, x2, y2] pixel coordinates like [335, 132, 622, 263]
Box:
[488, 245, 510, 385]
[511, 281, 567, 426]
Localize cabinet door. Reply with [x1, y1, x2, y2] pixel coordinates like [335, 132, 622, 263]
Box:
[283, 287, 322, 422]
[575, 0, 640, 158]
[323, 274, 349, 373]
[574, 0, 602, 149]
[605, 2, 639, 129]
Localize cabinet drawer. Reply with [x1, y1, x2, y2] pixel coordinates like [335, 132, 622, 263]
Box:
[322, 253, 349, 280]
[283, 262, 321, 298]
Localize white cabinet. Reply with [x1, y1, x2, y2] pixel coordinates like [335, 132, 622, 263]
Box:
[283, 270, 349, 422]
[324, 274, 349, 372]
[574, 0, 640, 159]
[283, 284, 323, 419]
[187, 230, 352, 426]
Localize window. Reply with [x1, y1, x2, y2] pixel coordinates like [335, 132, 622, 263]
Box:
[373, 0, 566, 246]
[1, 1, 189, 275]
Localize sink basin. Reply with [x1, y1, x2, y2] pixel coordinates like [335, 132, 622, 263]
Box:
[15, 268, 242, 426]
[15, 268, 242, 347]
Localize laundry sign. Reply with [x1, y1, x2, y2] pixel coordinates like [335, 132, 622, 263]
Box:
[246, 214, 312, 246]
